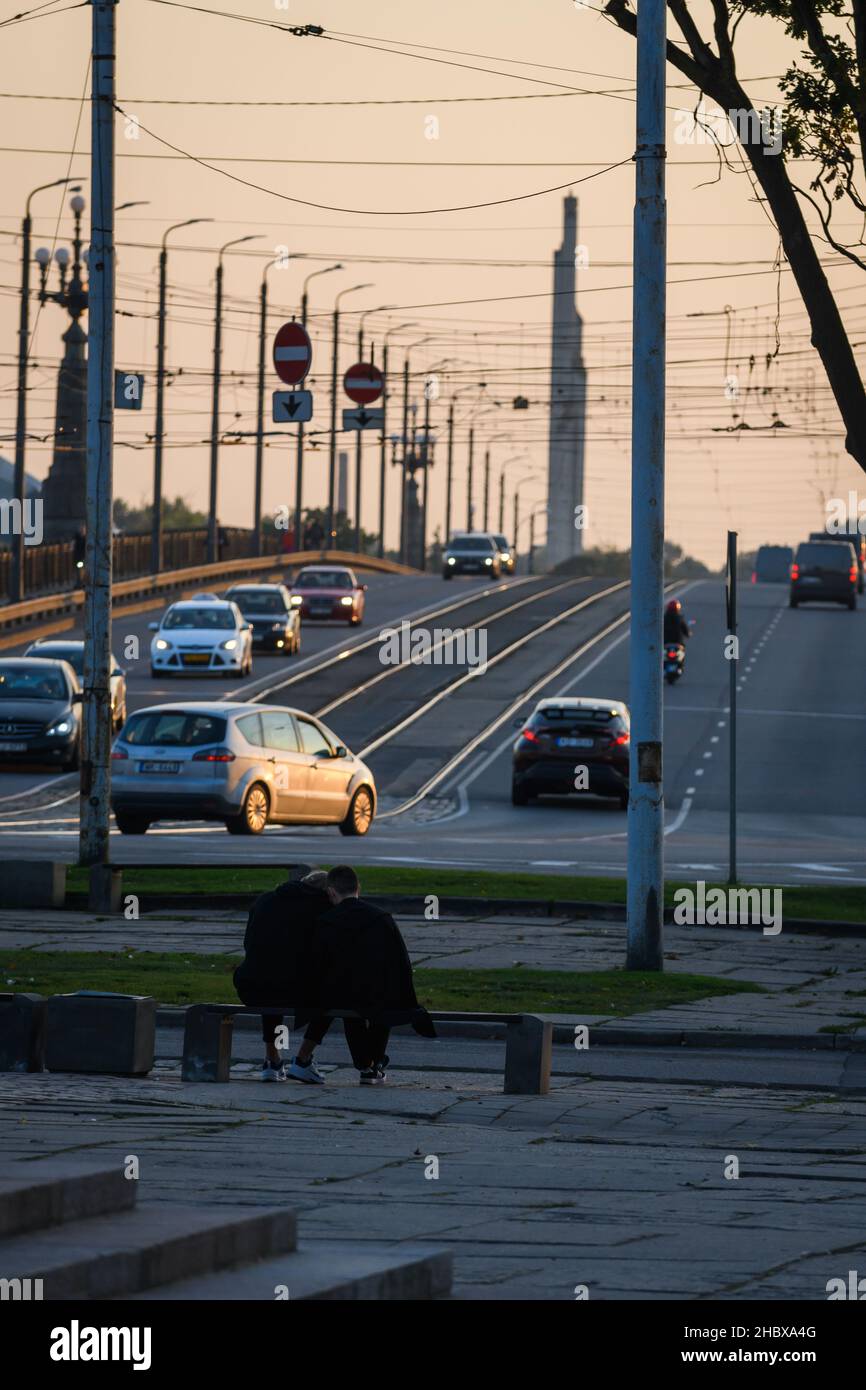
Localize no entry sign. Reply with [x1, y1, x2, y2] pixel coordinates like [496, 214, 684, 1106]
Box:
[273, 322, 312, 386]
[343, 362, 384, 405]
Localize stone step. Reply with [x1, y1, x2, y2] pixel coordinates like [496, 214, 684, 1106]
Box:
[0, 1202, 297, 1300]
[0, 1162, 136, 1240]
[131, 1240, 453, 1301]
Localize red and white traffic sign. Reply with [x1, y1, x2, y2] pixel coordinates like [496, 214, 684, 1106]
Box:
[343, 361, 383, 405]
[273, 321, 312, 386]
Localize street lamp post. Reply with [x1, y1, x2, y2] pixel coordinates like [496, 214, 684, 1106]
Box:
[354, 303, 385, 555]
[513, 473, 542, 555]
[497, 455, 528, 534]
[327, 283, 371, 547]
[153, 218, 211, 574]
[208, 234, 260, 564]
[296, 263, 341, 551]
[11, 177, 83, 601]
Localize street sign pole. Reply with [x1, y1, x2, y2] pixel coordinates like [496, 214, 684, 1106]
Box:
[727, 530, 738, 886]
[626, 0, 666, 972]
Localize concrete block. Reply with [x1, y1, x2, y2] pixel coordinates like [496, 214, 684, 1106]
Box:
[0, 861, 66, 909]
[45, 992, 156, 1075]
[0, 992, 46, 1072]
[504, 1014, 552, 1095]
[87, 865, 123, 913]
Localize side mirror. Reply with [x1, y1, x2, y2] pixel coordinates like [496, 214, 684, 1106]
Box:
[148, 622, 159, 632]
[243, 623, 252, 632]
[111, 667, 124, 678]
[333, 745, 348, 758]
[362, 584, 368, 592]
[71, 692, 83, 705]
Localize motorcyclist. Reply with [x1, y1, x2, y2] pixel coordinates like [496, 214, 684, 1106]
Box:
[663, 598, 690, 646]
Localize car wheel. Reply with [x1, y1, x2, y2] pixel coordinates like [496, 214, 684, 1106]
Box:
[442, 571, 452, 580]
[511, 781, 530, 807]
[115, 813, 150, 834]
[618, 791, 629, 811]
[848, 596, 857, 610]
[63, 742, 80, 773]
[664, 671, 677, 685]
[789, 597, 798, 608]
[226, 782, 270, 835]
[339, 786, 374, 836]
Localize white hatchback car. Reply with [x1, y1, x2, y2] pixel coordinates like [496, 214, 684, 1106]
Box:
[149, 599, 253, 678]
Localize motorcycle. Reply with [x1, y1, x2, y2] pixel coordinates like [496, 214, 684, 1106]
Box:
[664, 642, 685, 684]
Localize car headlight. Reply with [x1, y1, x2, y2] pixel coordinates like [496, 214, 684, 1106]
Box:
[340, 596, 354, 606]
[154, 638, 170, 651]
[46, 719, 72, 737]
[484, 557, 493, 565]
[290, 595, 303, 605]
[447, 557, 456, 565]
[221, 638, 238, 651]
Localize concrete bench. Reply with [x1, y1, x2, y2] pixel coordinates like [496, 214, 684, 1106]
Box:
[182, 1004, 552, 1096]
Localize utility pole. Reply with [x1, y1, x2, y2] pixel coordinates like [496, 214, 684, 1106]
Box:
[399, 356, 410, 562]
[466, 427, 474, 531]
[420, 387, 432, 570]
[252, 265, 269, 559]
[626, 0, 667, 972]
[208, 234, 258, 564]
[726, 530, 738, 885]
[378, 341, 389, 557]
[483, 449, 490, 531]
[328, 282, 370, 548]
[153, 219, 209, 574]
[445, 399, 454, 544]
[79, 0, 115, 872]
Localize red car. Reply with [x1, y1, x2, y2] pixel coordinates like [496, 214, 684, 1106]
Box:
[289, 566, 367, 625]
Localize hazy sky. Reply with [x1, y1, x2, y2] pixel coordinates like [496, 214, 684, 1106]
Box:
[1, 0, 862, 566]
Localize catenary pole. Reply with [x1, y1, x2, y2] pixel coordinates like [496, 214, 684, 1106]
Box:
[626, 0, 667, 971]
[79, 0, 115, 869]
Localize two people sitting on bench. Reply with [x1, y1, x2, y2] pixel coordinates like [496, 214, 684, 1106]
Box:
[234, 863, 434, 1085]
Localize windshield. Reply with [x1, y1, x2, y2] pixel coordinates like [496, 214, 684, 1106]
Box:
[295, 571, 352, 590]
[449, 537, 495, 553]
[228, 591, 286, 615]
[32, 647, 83, 674]
[121, 711, 227, 746]
[0, 665, 68, 701]
[797, 543, 852, 569]
[163, 606, 236, 631]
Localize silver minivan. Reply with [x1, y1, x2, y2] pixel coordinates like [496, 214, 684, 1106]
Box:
[110, 701, 376, 836]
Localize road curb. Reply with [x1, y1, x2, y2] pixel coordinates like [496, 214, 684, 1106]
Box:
[153, 1006, 864, 1051]
[63, 889, 866, 938]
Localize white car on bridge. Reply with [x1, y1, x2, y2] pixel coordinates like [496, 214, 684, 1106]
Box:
[148, 599, 253, 678]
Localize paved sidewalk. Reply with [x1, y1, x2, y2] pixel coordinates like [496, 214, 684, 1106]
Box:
[2, 908, 866, 1042]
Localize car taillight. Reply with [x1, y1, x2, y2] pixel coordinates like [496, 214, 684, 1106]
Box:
[111, 747, 128, 760]
[192, 747, 235, 762]
[850, 566, 858, 583]
[790, 563, 799, 580]
[666, 647, 678, 658]
[521, 728, 538, 743]
[612, 732, 630, 746]
[751, 572, 756, 584]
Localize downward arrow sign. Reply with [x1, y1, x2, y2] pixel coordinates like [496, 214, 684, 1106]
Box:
[357, 409, 370, 425]
[285, 396, 300, 418]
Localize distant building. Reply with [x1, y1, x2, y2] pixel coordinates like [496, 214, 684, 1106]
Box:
[545, 195, 587, 567]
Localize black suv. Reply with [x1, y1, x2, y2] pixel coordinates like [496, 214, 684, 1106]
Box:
[512, 697, 630, 809]
[223, 584, 301, 653]
[808, 531, 865, 593]
[790, 541, 858, 609]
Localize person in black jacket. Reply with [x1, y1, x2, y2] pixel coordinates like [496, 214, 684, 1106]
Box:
[308, 864, 435, 1085]
[663, 598, 690, 646]
[234, 869, 334, 1083]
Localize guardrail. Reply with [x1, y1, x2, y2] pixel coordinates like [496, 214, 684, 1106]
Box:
[0, 548, 420, 636]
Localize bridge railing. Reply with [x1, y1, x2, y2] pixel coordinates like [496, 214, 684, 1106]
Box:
[0, 541, 419, 637]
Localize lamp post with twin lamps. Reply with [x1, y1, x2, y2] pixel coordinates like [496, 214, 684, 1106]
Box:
[207, 234, 261, 563]
[294, 264, 341, 552]
[35, 192, 90, 545]
[11, 178, 85, 598]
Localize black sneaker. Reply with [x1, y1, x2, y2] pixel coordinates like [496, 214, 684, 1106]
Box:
[359, 1055, 389, 1085]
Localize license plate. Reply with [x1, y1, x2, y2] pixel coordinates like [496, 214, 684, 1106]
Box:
[182, 652, 211, 665]
[0, 742, 27, 752]
[139, 761, 181, 774]
[309, 606, 330, 616]
[800, 576, 820, 583]
[558, 736, 594, 748]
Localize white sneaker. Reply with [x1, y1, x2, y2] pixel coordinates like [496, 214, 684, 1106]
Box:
[261, 1059, 286, 1082]
[287, 1056, 326, 1085]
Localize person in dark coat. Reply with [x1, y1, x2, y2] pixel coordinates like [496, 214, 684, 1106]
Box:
[234, 869, 334, 1083]
[308, 864, 436, 1085]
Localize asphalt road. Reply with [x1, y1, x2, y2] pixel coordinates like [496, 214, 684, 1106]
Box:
[0, 571, 863, 886]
